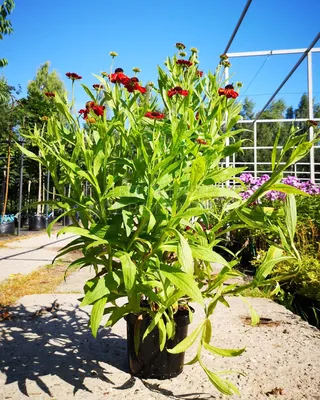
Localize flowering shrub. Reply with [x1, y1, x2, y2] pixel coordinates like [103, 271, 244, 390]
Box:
[239, 173, 320, 201]
[17, 44, 318, 395]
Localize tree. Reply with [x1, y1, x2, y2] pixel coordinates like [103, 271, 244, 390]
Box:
[295, 93, 308, 119]
[20, 62, 66, 215]
[0, 78, 22, 217]
[240, 97, 255, 120]
[0, 0, 15, 68]
[285, 106, 294, 119]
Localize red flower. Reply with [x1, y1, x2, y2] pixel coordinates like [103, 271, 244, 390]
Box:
[218, 84, 238, 99]
[79, 109, 89, 120]
[196, 70, 203, 77]
[66, 72, 82, 80]
[93, 84, 104, 90]
[145, 111, 165, 120]
[109, 68, 130, 85]
[124, 77, 147, 94]
[79, 102, 105, 119]
[44, 92, 55, 97]
[196, 138, 207, 145]
[307, 120, 318, 127]
[86, 101, 95, 109]
[167, 86, 189, 98]
[176, 59, 193, 67]
[91, 104, 105, 116]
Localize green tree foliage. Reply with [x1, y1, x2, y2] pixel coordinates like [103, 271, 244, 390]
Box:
[0, 0, 15, 68]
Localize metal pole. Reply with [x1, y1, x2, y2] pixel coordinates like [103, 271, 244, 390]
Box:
[224, 66, 230, 169]
[254, 32, 320, 122]
[253, 122, 257, 178]
[227, 47, 320, 58]
[223, 0, 253, 54]
[307, 51, 315, 182]
[17, 142, 24, 236]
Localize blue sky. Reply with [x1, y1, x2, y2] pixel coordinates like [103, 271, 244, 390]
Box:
[2, 0, 320, 113]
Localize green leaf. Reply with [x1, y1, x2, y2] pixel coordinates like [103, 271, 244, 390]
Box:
[160, 264, 204, 305]
[106, 185, 145, 199]
[203, 342, 245, 357]
[205, 167, 246, 184]
[167, 321, 204, 354]
[57, 226, 108, 243]
[240, 296, 260, 326]
[202, 318, 212, 344]
[190, 156, 206, 190]
[285, 194, 297, 243]
[184, 353, 199, 365]
[122, 210, 134, 237]
[268, 183, 311, 197]
[255, 246, 284, 282]
[177, 233, 194, 276]
[158, 318, 167, 351]
[105, 304, 131, 327]
[191, 186, 241, 201]
[191, 245, 228, 266]
[200, 363, 240, 396]
[141, 206, 156, 233]
[93, 149, 105, 176]
[81, 273, 119, 306]
[90, 297, 107, 338]
[120, 253, 137, 293]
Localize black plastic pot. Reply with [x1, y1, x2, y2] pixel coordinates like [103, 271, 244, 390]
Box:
[126, 308, 192, 379]
[0, 221, 15, 235]
[28, 215, 46, 231]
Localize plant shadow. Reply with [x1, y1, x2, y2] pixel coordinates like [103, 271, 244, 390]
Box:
[0, 303, 128, 397]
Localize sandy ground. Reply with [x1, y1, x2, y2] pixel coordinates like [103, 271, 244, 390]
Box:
[0, 232, 319, 399]
[0, 292, 319, 400]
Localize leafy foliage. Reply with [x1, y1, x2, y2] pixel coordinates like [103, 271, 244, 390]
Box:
[18, 46, 317, 395]
[0, 0, 15, 67]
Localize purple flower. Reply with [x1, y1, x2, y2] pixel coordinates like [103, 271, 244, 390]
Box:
[239, 173, 254, 185]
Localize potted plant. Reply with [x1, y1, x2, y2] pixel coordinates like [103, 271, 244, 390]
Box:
[17, 44, 317, 395]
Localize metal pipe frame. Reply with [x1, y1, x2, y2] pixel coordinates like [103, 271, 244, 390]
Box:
[227, 47, 320, 58]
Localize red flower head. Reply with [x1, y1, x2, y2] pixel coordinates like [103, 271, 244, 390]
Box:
[307, 120, 318, 127]
[196, 70, 203, 77]
[79, 102, 105, 119]
[44, 92, 55, 97]
[66, 72, 82, 81]
[145, 111, 165, 120]
[218, 84, 238, 99]
[176, 59, 193, 67]
[124, 77, 147, 94]
[196, 138, 207, 145]
[167, 86, 189, 98]
[93, 84, 104, 90]
[79, 109, 89, 120]
[91, 104, 105, 116]
[176, 42, 186, 50]
[86, 101, 95, 109]
[109, 68, 130, 85]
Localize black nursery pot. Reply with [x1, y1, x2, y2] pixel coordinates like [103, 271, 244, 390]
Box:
[28, 215, 46, 231]
[0, 221, 15, 235]
[125, 307, 192, 379]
